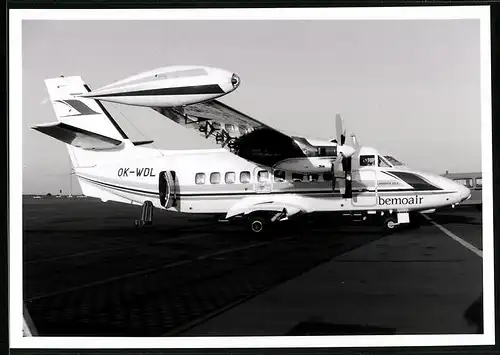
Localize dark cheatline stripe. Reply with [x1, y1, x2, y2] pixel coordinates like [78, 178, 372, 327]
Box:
[83, 84, 129, 139]
[79, 175, 449, 202]
[387, 171, 442, 191]
[88, 84, 225, 98]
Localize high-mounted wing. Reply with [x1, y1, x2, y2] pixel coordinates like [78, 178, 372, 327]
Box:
[154, 100, 319, 167]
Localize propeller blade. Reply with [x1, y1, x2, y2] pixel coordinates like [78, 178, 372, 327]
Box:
[351, 134, 360, 149]
[335, 114, 346, 146]
[331, 163, 335, 192]
[334, 152, 344, 165]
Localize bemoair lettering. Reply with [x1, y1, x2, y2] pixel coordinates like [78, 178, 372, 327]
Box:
[378, 196, 423, 206]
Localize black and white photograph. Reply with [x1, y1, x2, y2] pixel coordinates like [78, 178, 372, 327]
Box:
[10, 6, 494, 349]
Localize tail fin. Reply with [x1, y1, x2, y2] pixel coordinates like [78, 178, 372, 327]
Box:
[34, 76, 132, 167]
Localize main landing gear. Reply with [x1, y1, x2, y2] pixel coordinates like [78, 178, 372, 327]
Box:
[134, 201, 153, 227]
[246, 209, 288, 234]
[249, 216, 267, 233]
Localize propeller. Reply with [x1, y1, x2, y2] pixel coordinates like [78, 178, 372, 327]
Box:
[350, 133, 360, 150]
[335, 114, 346, 146]
[329, 114, 361, 196]
[330, 114, 346, 192]
[332, 114, 349, 168]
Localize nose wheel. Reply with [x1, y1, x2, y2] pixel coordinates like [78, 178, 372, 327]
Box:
[382, 215, 398, 233]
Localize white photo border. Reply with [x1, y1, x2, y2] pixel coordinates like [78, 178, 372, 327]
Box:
[9, 6, 494, 349]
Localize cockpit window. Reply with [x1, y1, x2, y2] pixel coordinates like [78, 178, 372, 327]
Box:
[360, 155, 376, 166]
[378, 155, 391, 167]
[384, 155, 404, 166]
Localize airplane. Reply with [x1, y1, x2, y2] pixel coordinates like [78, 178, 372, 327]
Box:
[32, 65, 472, 233]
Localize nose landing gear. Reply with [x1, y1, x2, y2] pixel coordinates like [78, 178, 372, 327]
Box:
[383, 215, 398, 232]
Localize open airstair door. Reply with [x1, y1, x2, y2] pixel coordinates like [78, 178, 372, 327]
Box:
[159, 171, 177, 209]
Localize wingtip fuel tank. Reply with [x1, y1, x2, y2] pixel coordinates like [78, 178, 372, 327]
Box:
[80, 65, 240, 108]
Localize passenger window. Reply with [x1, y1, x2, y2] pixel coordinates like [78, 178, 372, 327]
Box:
[258, 170, 269, 182]
[240, 171, 251, 183]
[360, 155, 376, 166]
[476, 177, 482, 188]
[274, 170, 286, 182]
[210, 172, 221, 184]
[292, 173, 304, 182]
[195, 173, 206, 185]
[225, 172, 236, 184]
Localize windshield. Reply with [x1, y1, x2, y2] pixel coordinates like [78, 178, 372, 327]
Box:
[384, 155, 405, 166]
[378, 155, 392, 167]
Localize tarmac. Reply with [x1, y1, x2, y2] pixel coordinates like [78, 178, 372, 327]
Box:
[22, 196, 483, 337]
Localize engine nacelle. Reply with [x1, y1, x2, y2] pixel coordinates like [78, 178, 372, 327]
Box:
[80, 66, 240, 108]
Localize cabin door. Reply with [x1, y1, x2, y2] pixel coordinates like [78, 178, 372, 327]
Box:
[159, 170, 177, 208]
[351, 169, 378, 207]
[253, 167, 273, 193]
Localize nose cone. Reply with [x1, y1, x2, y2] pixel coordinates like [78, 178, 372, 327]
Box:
[457, 183, 471, 202]
[214, 69, 240, 94]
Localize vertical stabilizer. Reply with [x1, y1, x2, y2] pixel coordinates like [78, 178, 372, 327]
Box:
[42, 76, 133, 167]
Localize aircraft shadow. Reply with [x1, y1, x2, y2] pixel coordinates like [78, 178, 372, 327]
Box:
[428, 213, 482, 226]
[463, 294, 483, 333]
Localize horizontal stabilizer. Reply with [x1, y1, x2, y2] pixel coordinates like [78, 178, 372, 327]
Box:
[31, 122, 123, 151]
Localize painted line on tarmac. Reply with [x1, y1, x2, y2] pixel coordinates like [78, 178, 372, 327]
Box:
[421, 214, 482, 258]
[26, 236, 293, 302]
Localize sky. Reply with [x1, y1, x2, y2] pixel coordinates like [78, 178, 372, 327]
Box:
[22, 19, 482, 194]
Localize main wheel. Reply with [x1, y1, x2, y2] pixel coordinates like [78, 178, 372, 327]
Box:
[383, 216, 398, 233]
[249, 216, 267, 234]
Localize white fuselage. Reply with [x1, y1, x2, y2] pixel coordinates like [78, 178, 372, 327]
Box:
[74, 147, 470, 218]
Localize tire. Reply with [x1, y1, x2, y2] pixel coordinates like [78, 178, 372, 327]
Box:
[383, 216, 398, 233]
[249, 216, 267, 234]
